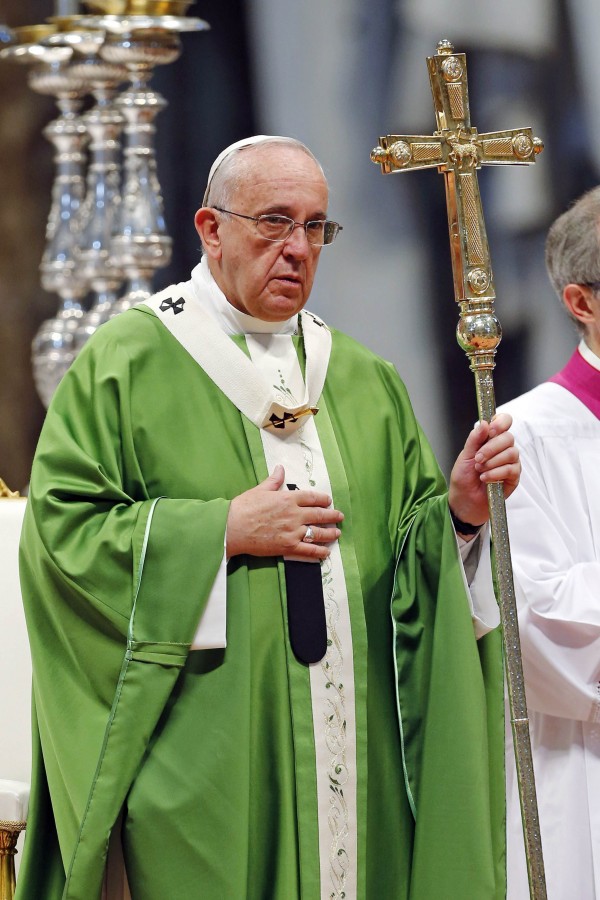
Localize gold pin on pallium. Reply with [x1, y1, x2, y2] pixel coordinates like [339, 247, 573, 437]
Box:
[264, 407, 319, 430]
[371, 39, 547, 900]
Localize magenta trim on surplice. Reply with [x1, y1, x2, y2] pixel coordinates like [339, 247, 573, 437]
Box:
[548, 348, 600, 419]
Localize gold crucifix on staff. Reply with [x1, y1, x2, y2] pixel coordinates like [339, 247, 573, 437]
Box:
[371, 39, 546, 900]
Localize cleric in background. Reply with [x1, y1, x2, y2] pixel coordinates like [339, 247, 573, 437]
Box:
[501, 187, 600, 900]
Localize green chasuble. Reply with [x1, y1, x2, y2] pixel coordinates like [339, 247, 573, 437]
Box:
[17, 303, 505, 899]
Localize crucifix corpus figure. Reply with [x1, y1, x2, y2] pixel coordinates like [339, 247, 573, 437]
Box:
[371, 38, 547, 900]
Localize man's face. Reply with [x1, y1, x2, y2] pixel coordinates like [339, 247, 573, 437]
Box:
[205, 146, 329, 321]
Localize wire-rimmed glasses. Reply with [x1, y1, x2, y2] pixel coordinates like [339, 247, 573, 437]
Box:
[213, 207, 342, 246]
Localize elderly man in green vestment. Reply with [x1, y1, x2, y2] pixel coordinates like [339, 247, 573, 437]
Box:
[18, 136, 519, 899]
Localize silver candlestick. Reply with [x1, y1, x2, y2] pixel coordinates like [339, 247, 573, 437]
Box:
[32, 52, 90, 405]
[52, 25, 128, 349]
[1, 4, 209, 403]
[2, 27, 90, 406]
[81, 8, 209, 311]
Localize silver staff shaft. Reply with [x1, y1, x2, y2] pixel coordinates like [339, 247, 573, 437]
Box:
[472, 364, 546, 899]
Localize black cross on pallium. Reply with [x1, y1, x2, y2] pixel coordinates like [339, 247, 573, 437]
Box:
[267, 407, 318, 430]
[269, 411, 299, 429]
[160, 297, 185, 315]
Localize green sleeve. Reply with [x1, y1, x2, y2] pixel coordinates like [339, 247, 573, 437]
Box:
[22, 334, 230, 651]
[19, 334, 230, 889]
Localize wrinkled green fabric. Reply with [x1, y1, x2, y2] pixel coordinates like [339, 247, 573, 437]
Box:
[17, 305, 504, 899]
[393, 498, 505, 896]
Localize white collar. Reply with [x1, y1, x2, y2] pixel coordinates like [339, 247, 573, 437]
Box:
[192, 256, 298, 337]
[579, 339, 600, 372]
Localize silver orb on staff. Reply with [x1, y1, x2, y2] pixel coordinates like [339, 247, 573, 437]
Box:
[371, 39, 546, 900]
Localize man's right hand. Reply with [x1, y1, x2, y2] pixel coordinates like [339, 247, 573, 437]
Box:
[226, 464, 344, 561]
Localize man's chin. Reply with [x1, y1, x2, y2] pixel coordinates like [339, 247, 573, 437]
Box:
[261, 306, 304, 323]
[261, 290, 307, 321]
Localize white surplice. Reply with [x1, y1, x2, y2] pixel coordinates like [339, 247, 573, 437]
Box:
[500, 376, 600, 899]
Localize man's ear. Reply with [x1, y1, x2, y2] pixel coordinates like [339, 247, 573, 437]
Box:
[195, 208, 222, 260]
[563, 283, 597, 328]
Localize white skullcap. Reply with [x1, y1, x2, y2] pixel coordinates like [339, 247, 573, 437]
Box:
[202, 134, 294, 206]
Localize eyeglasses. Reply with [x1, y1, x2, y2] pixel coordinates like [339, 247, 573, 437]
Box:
[584, 281, 600, 293]
[213, 207, 342, 246]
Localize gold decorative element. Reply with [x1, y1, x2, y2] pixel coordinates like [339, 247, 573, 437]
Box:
[11, 24, 58, 45]
[436, 38, 454, 55]
[446, 83, 465, 119]
[446, 128, 479, 167]
[369, 146, 387, 165]
[0, 822, 26, 900]
[461, 173, 485, 265]
[0, 821, 27, 831]
[478, 129, 541, 165]
[456, 301, 502, 352]
[441, 56, 463, 82]
[371, 40, 547, 900]
[83, 0, 194, 14]
[482, 136, 514, 156]
[411, 142, 443, 162]
[0, 479, 20, 499]
[467, 267, 490, 294]
[370, 137, 443, 173]
[512, 132, 534, 160]
[390, 140, 412, 167]
[47, 16, 90, 31]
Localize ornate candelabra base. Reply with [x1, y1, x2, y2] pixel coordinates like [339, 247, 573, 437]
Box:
[0, 822, 26, 900]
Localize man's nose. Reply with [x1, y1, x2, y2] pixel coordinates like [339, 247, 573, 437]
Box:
[282, 223, 311, 257]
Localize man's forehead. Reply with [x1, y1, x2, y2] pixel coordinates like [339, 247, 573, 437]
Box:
[243, 173, 327, 191]
[232, 150, 328, 207]
[242, 146, 324, 180]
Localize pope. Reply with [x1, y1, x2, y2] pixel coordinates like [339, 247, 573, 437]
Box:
[18, 135, 519, 899]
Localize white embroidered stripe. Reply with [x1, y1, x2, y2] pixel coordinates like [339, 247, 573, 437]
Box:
[246, 333, 358, 900]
